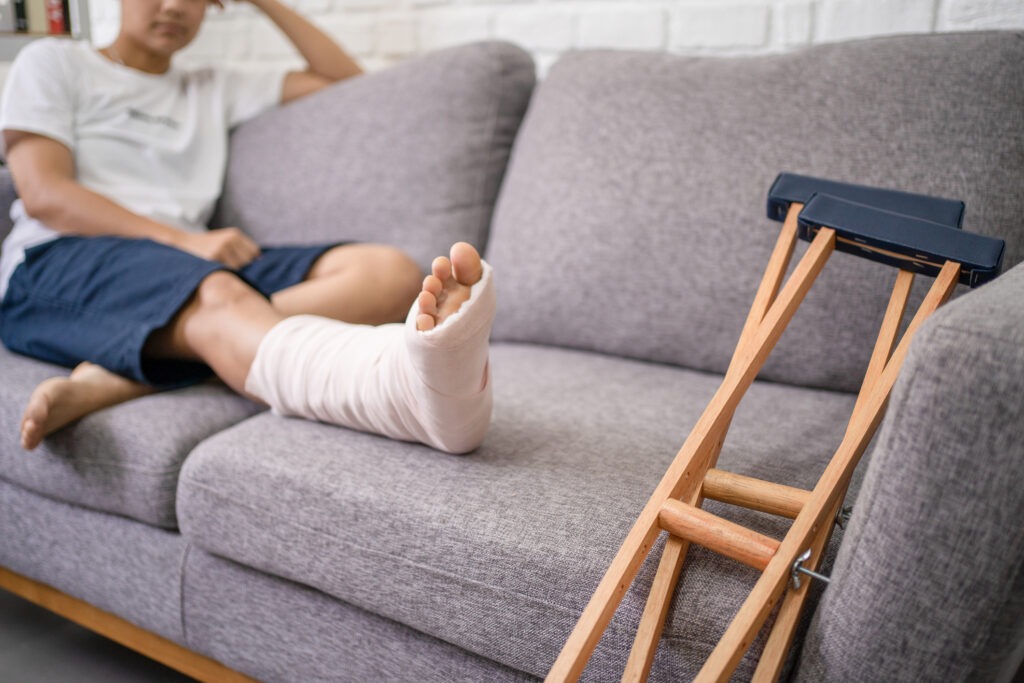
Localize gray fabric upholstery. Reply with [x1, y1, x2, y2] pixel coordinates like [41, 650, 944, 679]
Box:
[0, 168, 14, 244]
[0, 347, 262, 527]
[178, 342, 859, 680]
[182, 548, 536, 682]
[0, 477, 188, 644]
[215, 41, 535, 271]
[486, 31, 1024, 393]
[796, 261, 1024, 682]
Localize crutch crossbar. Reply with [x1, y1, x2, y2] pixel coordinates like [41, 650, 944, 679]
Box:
[701, 468, 809, 520]
[658, 500, 780, 571]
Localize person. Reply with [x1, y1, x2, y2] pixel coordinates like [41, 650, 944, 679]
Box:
[0, 0, 496, 454]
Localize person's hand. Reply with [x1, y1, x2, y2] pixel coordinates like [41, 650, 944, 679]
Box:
[172, 227, 261, 269]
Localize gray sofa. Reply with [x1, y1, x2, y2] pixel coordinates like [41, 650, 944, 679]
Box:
[1, 31, 1022, 682]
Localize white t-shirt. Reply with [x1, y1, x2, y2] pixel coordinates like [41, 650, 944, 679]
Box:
[0, 38, 287, 298]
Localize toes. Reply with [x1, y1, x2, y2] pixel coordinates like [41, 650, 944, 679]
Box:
[416, 243, 482, 332]
[431, 256, 452, 283]
[449, 242, 482, 286]
[417, 290, 438, 317]
[21, 419, 41, 451]
[422, 274, 443, 298]
[416, 313, 436, 332]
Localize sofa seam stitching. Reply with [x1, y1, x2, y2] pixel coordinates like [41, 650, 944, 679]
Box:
[178, 542, 193, 649]
[927, 319, 1024, 348]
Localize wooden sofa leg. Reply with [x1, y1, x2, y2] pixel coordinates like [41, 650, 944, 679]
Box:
[0, 565, 258, 683]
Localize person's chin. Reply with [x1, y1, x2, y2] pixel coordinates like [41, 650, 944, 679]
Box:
[150, 35, 193, 57]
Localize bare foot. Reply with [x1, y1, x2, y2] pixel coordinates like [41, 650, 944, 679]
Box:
[20, 362, 155, 451]
[416, 242, 484, 331]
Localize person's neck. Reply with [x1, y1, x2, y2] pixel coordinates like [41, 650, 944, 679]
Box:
[103, 39, 172, 75]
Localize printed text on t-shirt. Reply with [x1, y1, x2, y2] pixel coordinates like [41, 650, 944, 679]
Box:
[127, 108, 180, 129]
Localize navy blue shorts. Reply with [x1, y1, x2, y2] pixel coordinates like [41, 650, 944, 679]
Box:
[0, 236, 339, 388]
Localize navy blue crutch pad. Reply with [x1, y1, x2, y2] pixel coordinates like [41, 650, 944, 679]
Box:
[767, 172, 965, 228]
[796, 194, 1004, 288]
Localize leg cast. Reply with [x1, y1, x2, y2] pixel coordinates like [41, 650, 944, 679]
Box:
[245, 243, 495, 453]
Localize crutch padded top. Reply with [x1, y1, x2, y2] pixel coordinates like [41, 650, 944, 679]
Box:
[767, 172, 965, 228]
[797, 193, 1004, 287]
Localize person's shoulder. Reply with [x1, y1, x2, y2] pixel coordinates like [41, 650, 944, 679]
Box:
[17, 37, 80, 60]
[13, 37, 86, 71]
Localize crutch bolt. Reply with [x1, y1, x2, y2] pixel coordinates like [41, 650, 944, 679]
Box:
[791, 549, 832, 590]
[835, 505, 853, 529]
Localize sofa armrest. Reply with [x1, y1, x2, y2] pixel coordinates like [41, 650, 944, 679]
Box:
[0, 167, 15, 244]
[796, 261, 1024, 682]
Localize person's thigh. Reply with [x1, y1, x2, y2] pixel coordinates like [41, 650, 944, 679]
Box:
[237, 243, 343, 296]
[259, 243, 422, 323]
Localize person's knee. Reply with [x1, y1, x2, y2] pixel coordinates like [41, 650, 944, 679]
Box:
[379, 247, 424, 317]
[377, 246, 422, 297]
[194, 271, 260, 312]
[347, 244, 422, 301]
[317, 244, 419, 283]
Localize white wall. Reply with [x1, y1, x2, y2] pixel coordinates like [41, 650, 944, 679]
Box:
[83, 0, 1024, 77]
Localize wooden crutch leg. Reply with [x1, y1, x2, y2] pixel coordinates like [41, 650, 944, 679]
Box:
[751, 268, 916, 683]
[622, 204, 803, 682]
[546, 216, 835, 683]
[695, 261, 960, 682]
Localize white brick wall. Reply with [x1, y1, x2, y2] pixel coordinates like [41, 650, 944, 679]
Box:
[816, 0, 937, 42]
[46, 0, 1024, 76]
[672, 4, 771, 50]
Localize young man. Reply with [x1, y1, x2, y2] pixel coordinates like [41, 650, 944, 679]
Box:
[0, 0, 496, 454]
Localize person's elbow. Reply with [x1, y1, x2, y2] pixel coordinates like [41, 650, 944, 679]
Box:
[4, 131, 75, 224]
[17, 180, 67, 225]
[12, 165, 73, 226]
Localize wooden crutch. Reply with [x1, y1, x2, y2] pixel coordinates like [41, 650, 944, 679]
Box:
[547, 174, 1005, 683]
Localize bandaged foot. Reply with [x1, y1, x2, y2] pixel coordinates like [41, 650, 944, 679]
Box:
[244, 243, 494, 454]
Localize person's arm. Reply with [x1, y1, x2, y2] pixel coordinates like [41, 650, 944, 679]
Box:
[243, 0, 363, 103]
[4, 130, 260, 269]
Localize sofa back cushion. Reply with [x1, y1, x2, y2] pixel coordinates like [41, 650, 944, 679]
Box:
[215, 41, 535, 271]
[0, 170, 14, 245]
[486, 31, 1024, 392]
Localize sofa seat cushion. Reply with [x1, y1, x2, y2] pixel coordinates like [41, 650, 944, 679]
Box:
[178, 343, 860, 679]
[0, 348, 263, 528]
[182, 548, 535, 682]
[0, 477, 190, 645]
